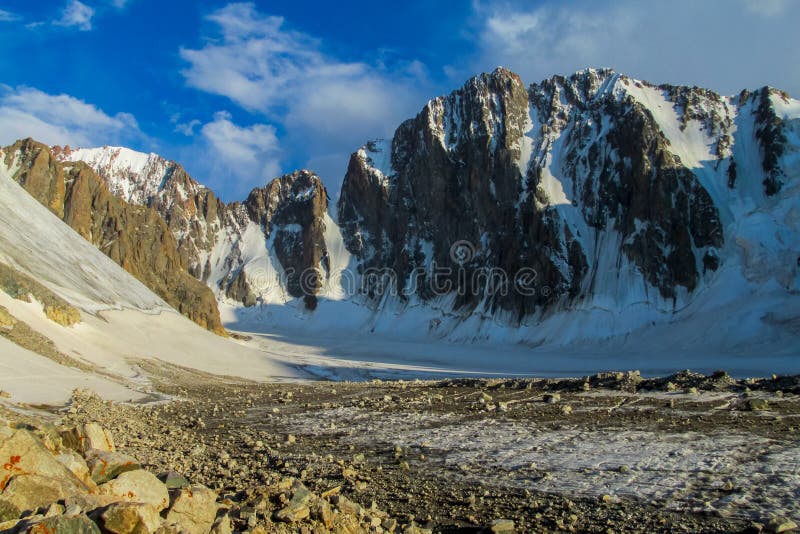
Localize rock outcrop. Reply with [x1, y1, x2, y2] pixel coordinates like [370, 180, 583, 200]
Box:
[3, 140, 226, 335]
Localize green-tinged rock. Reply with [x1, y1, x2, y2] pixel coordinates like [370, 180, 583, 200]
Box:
[748, 398, 770, 411]
[156, 472, 189, 490]
[0, 497, 21, 522]
[164, 485, 218, 534]
[98, 470, 169, 511]
[101, 502, 163, 534]
[85, 449, 140, 484]
[766, 517, 798, 533]
[23, 513, 100, 534]
[274, 483, 312, 523]
[1, 474, 77, 514]
[64, 494, 124, 513]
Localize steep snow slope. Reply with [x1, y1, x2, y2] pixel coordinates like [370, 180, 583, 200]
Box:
[0, 154, 165, 313]
[0, 159, 304, 404]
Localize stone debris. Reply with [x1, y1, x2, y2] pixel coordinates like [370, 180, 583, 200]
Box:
[0, 417, 416, 534]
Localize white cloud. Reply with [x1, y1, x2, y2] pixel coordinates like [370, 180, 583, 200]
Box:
[198, 111, 281, 197]
[174, 119, 201, 137]
[180, 2, 430, 196]
[742, 0, 790, 17]
[469, 0, 800, 98]
[0, 9, 19, 22]
[0, 85, 141, 148]
[54, 0, 95, 31]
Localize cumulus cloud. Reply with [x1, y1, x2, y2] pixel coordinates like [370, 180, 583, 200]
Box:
[180, 2, 430, 196]
[0, 85, 140, 148]
[197, 111, 281, 198]
[468, 0, 800, 98]
[54, 0, 94, 31]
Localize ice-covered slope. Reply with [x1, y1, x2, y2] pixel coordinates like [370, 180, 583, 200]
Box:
[0, 154, 165, 313]
[0, 159, 304, 404]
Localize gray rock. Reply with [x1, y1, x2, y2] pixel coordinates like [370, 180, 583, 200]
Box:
[22, 513, 101, 534]
[157, 472, 190, 490]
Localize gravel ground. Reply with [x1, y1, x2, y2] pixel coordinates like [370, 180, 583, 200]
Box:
[13, 363, 792, 533]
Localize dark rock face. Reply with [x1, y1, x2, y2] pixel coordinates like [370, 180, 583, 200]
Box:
[242, 170, 331, 309]
[338, 68, 728, 321]
[752, 87, 789, 196]
[4, 139, 226, 335]
[146, 165, 226, 279]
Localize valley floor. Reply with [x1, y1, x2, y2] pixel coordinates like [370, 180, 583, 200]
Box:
[4, 365, 798, 533]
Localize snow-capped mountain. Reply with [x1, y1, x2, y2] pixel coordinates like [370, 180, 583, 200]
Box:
[338, 67, 800, 345]
[54, 146, 351, 311]
[55, 67, 800, 351]
[0, 156, 300, 404]
[3, 139, 225, 334]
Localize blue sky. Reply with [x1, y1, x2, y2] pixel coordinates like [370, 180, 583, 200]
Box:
[0, 0, 798, 201]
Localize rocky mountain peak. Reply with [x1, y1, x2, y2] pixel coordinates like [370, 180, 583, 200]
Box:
[338, 67, 799, 340]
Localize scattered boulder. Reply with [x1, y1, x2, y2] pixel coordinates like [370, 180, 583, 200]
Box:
[85, 449, 140, 484]
[0, 429, 88, 491]
[55, 450, 96, 490]
[274, 482, 312, 523]
[766, 517, 798, 533]
[98, 470, 170, 511]
[1, 474, 77, 516]
[164, 485, 218, 534]
[61, 422, 115, 454]
[157, 471, 190, 490]
[489, 518, 516, 533]
[21, 512, 100, 534]
[101, 502, 163, 534]
[543, 393, 561, 404]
